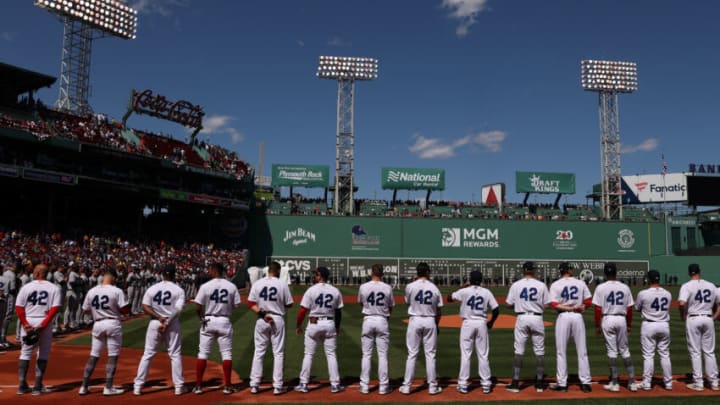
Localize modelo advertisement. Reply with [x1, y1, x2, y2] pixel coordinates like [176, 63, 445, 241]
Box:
[621, 173, 687, 204]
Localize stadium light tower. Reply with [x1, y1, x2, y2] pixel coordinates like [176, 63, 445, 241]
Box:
[581, 59, 638, 220]
[317, 56, 378, 215]
[35, 0, 138, 115]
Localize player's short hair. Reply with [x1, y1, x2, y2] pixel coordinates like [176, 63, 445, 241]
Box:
[469, 270, 482, 285]
[315, 266, 330, 281]
[604, 262, 617, 277]
[371, 264, 384, 278]
[162, 264, 176, 279]
[647, 269, 661, 283]
[558, 262, 572, 275]
[269, 261, 281, 274]
[416, 262, 430, 277]
[522, 261, 536, 273]
[33, 264, 49, 279]
[210, 262, 225, 275]
[103, 268, 118, 279]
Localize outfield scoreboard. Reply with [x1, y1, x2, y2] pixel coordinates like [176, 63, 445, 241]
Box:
[268, 256, 649, 286]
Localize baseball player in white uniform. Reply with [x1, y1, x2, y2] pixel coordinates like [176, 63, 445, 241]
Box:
[399, 262, 444, 395]
[51, 266, 66, 334]
[17, 266, 31, 341]
[193, 262, 242, 395]
[79, 268, 129, 396]
[548, 262, 592, 393]
[0, 266, 13, 349]
[448, 270, 499, 394]
[505, 261, 551, 393]
[64, 265, 81, 330]
[634, 269, 672, 391]
[357, 264, 395, 395]
[133, 265, 187, 396]
[247, 261, 294, 395]
[0, 264, 17, 348]
[15, 264, 62, 396]
[678, 263, 720, 391]
[294, 266, 345, 394]
[126, 267, 142, 315]
[592, 262, 639, 392]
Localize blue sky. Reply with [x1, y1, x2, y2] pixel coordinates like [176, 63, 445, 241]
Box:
[2, 0, 719, 204]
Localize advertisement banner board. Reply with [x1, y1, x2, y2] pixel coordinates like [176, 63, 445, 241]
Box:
[516, 172, 576, 194]
[271, 164, 330, 187]
[381, 167, 445, 190]
[268, 256, 648, 286]
[481, 183, 504, 206]
[621, 173, 687, 204]
[265, 216, 665, 260]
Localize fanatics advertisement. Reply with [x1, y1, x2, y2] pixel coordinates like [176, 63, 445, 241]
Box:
[621, 173, 688, 204]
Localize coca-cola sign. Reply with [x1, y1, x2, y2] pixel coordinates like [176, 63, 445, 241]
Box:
[131, 89, 204, 129]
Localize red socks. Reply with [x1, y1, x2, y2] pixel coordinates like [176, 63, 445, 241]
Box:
[222, 360, 232, 386]
[195, 359, 231, 387]
[195, 359, 207, 386]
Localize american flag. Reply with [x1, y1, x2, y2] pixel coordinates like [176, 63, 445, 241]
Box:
[662, 153, 667, 175]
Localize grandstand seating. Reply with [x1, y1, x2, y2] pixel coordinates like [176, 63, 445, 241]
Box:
[0, 105, 251, 180]
[359, 200, 389, 216]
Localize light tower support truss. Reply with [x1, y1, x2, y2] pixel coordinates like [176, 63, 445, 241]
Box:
[581, 59, 638, 220]
[58, 17, 94, 115]
[317, 56, 378, 215]
[335, 79, 355, 215]
[35, 0, 138, 115]
[598, 92, 622, 220]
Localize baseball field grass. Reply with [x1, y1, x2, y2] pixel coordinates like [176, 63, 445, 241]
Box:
[58, 283, 715, 404]
[61, 284, 697, 380]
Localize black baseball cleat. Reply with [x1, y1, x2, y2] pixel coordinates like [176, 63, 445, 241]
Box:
[581, 384, 592, 393]
[535, 379, 544, 392]
[548, 383, 567, 392]
[505, 380, 520, 393]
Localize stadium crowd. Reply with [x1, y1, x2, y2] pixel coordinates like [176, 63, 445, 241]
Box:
[0, 107, 251, 180]
[0, 229, 249, 345]
[264, 197, 659, 222]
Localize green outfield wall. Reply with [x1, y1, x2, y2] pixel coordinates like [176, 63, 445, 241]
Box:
[247, 215, 718, 283]
[256, 215, 665, 260]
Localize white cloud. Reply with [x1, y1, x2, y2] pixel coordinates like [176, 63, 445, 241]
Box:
[621, 137, 658, 154]
[200, 115, 245, 144]
[441, 0, 490, 38]
[297, 40, 305, 47]
[122, 0, 188, 16]
[328, 36, 351, 47]
[409, 130, 507, 159]
[0, 32, 13, 42]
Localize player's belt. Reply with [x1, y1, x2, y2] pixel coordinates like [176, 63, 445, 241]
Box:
[206, 314, 229, 318]
[517, 312, 542, 316]
[642, 319, 667, 323]
[309, 316, 333, 324]
[95, 317, 118, 321]
[688, 314, 711, 318]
